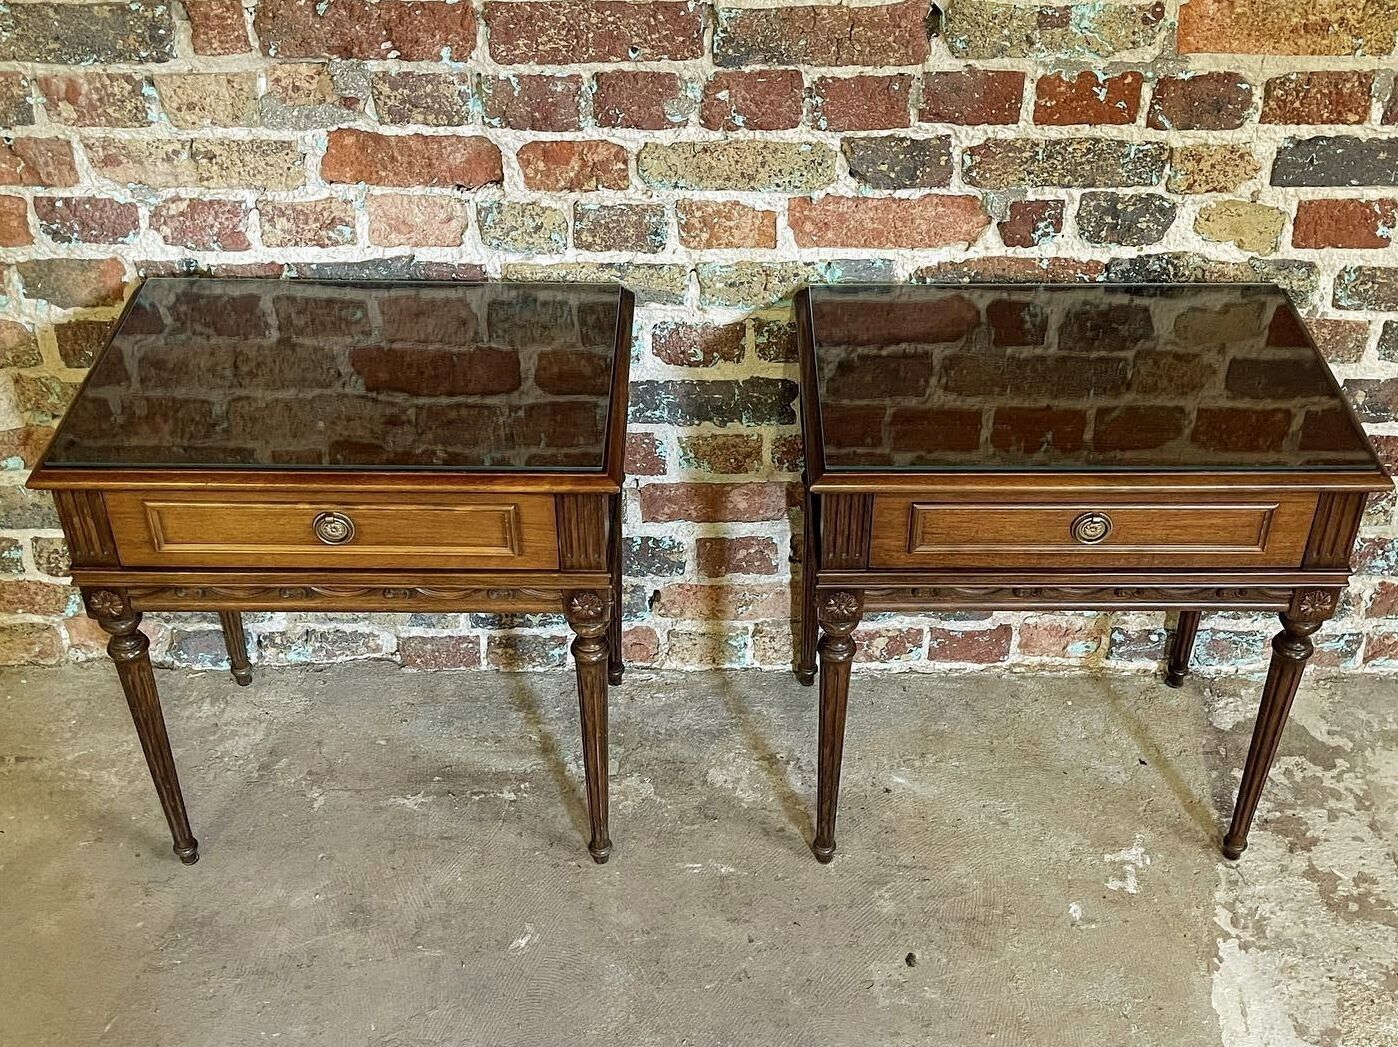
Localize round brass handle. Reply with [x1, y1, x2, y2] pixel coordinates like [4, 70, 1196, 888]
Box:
[1071, 511, 1112, 545]
[312, 511, 355, 545]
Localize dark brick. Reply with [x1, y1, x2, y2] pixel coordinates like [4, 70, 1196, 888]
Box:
[1262, 72, 1374, 124]
[752, 318, 796, 363]
[256, 0, 475, 60]
[919, 70, 1023, 125]
[714, 0, 929, 67]
[990, 407, 1084, 454]
[652, 321, 743, 368]
[0, 486, 60, 528]
[574, 202, 666, 253]
[1077, 192, 1177, 246]
[0, 2, 174, 63]
[592, 70, 688, 129]
[371, 72, 472, 126]
[0, 74, 34, 125]
[630, 378, 798, 427]
[842, 136, 952, 190]
[964, 138, 1167, 188]
[479, 75, 582, 131]
[1334, 267, 1398, 311]
[1092, 406, 1187, 451]
[54, 321, 110, 367]
[1379, 321, 1398, 363]
[1273, 136, 1398, 187]
[624, 536, 686, 576]
[998, 199, 1064, 247]
[700, 70, 803, 131]
[1191, 407, 1293, 451]
[486, 1, 703, 63]
[1147, 73, 1254, 131]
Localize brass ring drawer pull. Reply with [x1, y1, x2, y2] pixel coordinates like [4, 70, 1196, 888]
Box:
[312, 511, 355, 545]
[1070, 511, 1112, 545]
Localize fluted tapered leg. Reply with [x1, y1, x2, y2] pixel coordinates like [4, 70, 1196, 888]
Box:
[607, 493, 624, 686]
[796, 491, 818, 687]
[566, 590, 612, 863]
[813, 589, 862, 863]
[1222, 612, 1320, 860]
[1165, 610, 1201, 688]
[219, 610, 252, 686]
[89, 589, 199, 865]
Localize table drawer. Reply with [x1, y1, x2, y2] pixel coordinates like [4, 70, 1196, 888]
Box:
[105, 490, 560, 569]
[869, 491, 1317, 569]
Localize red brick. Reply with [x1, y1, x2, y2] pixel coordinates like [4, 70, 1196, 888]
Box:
[638, 482, 788, 523]
[16, 258, 126, 308]
[366, 194, 469, 248]
[479, 75, 582, 131]
[1308, 318, 1371, 363]
[256, 0, 476, 60]
[696, 536, 780, 577]
[34, 197, 138, 245]
[927, 624, 1011, 664]
[652, 583, 788, 620]
[486, 1, 703, 63]
[1177, 1, 1398, 57]
[0, 580, 73, 615]
[677, 433, 763, 474]
[998, 199, 1065, 247]
[626, 432, 666, 476]
[0, 138, 78, 187]
[677, 200, 776, 250]
[991, 407, 1084, 454]
[853, 626, 925, 663]
[399, 635, 481, 670]
[888, 407, 983, 453]
[517, 140, 629, 191]
[1148, 73, 1254, 131]
[0, 196, 31, 247]
[151, 197, 252, 251]
[788, 195, 988, 249]
[1261, 71, 1374, 124]
[714, 0, 929, 66]
[1018, 617, 1103, 660]
[813, 74, 911, 131]
[700, 70, 803, 131]
[1092, 405, 1187, 451]
[259, 198, 356, 247]
[621, 626, 659, 666]
[38, 73, 150, 126]
[652, 321, 744, 368]
[352, 346, 520, 396]
[1191, 407, 1293, 452]
[1034, 71, 1142, 125]
[592, 71, 686, 130]
[1293, 199, 1398, 249]
[919, 70, 1024, 125]
[1367, 582, 1398, 619]
[322, 131, 501, 188]
[185, 0, 250, 54]
[0, 622, 63, 666]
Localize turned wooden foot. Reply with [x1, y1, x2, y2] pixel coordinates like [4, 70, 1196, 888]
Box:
[813, 589, 861, 863]
[1165, 610, 1201, 688]
[1222, 609, 1324, 860]
[566, 590, 612, 863]
[89, 589, 200, 865]
[219, 610, 253, 686]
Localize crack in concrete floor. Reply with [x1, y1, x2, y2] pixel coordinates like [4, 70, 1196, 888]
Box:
[0, 664, 1394, 1046]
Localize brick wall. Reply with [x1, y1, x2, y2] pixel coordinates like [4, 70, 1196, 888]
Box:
[1, 0, 1396, 676]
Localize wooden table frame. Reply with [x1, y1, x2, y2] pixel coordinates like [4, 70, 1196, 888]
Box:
[794, 288, 1389, 865]
[28, 286, 634, 866]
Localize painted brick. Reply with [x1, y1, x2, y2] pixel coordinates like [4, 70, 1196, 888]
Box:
[918, 70, 1023, 125]
[788, 195, 989, 249]
[714, 0, 929, 67]
[812, 75, 912, 132]
[1262, 72, 1375, 125]
[1034, 71, 1143, 126]
[573, 202, 667, 253]
[34, 197, 139, 245]
[1148, 73, 1254, 131]
[0, 2, 174, 63]
[322, 131, 501, 188]
[592, 71, 689, 130]
[1294, 199, 1398, 249]
[964, 138, 1167, 189]
[517, 141, 630, 192]
[638, 483, 788, 523]
[150, 198, 252, 251]
[1177, 1, 1398, 57]
[479, 75, 582, 131]
[486, 1, 703, 63]
[676, 200, 776, 250]
[1272, 137, 1398, 187]
[371, 72, 473, 126]
[842, 136, 952, 190]
[999, 199, 1065, 248]
[366, 194, 469, 248]
[38, 73, 151, 126]
[638, 141, 837, 193]
[185, 0, 251, 55]
[700, 71, 803, 132]
[256, 0, 475, 61]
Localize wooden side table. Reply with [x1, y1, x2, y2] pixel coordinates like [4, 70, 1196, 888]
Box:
[795, 283, 1389, 863]
[28, 278, 633, 865]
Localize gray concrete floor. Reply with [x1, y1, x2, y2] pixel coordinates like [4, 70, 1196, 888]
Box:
[1, 663, 1395, 1047]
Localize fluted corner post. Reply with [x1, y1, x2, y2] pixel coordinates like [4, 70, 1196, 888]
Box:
[796, 488, 818, 687]
[86, 588, 200, 865]
[1222, 587, 1338, 861]
[565, 589, 612, 864]
[219, 611, 253, 686]
[607, 492, 624, 687]
[1165, 610, 1202, 688]
[813, 589, 863, 864]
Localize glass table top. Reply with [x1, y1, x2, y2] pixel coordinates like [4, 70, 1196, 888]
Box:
[41, 278, 625, 472]
[808, 283, 1380, 473]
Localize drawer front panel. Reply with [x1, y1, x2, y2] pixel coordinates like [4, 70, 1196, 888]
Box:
[870, 492, 1317, 568]
[106, 490, 559, 569]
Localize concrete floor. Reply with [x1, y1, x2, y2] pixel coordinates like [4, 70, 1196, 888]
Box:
[1, 663, 1395, 1047]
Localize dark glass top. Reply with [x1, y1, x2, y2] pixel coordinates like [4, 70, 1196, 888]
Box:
[808, 283, 1379, 473]
[41, 278, 624, 472]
